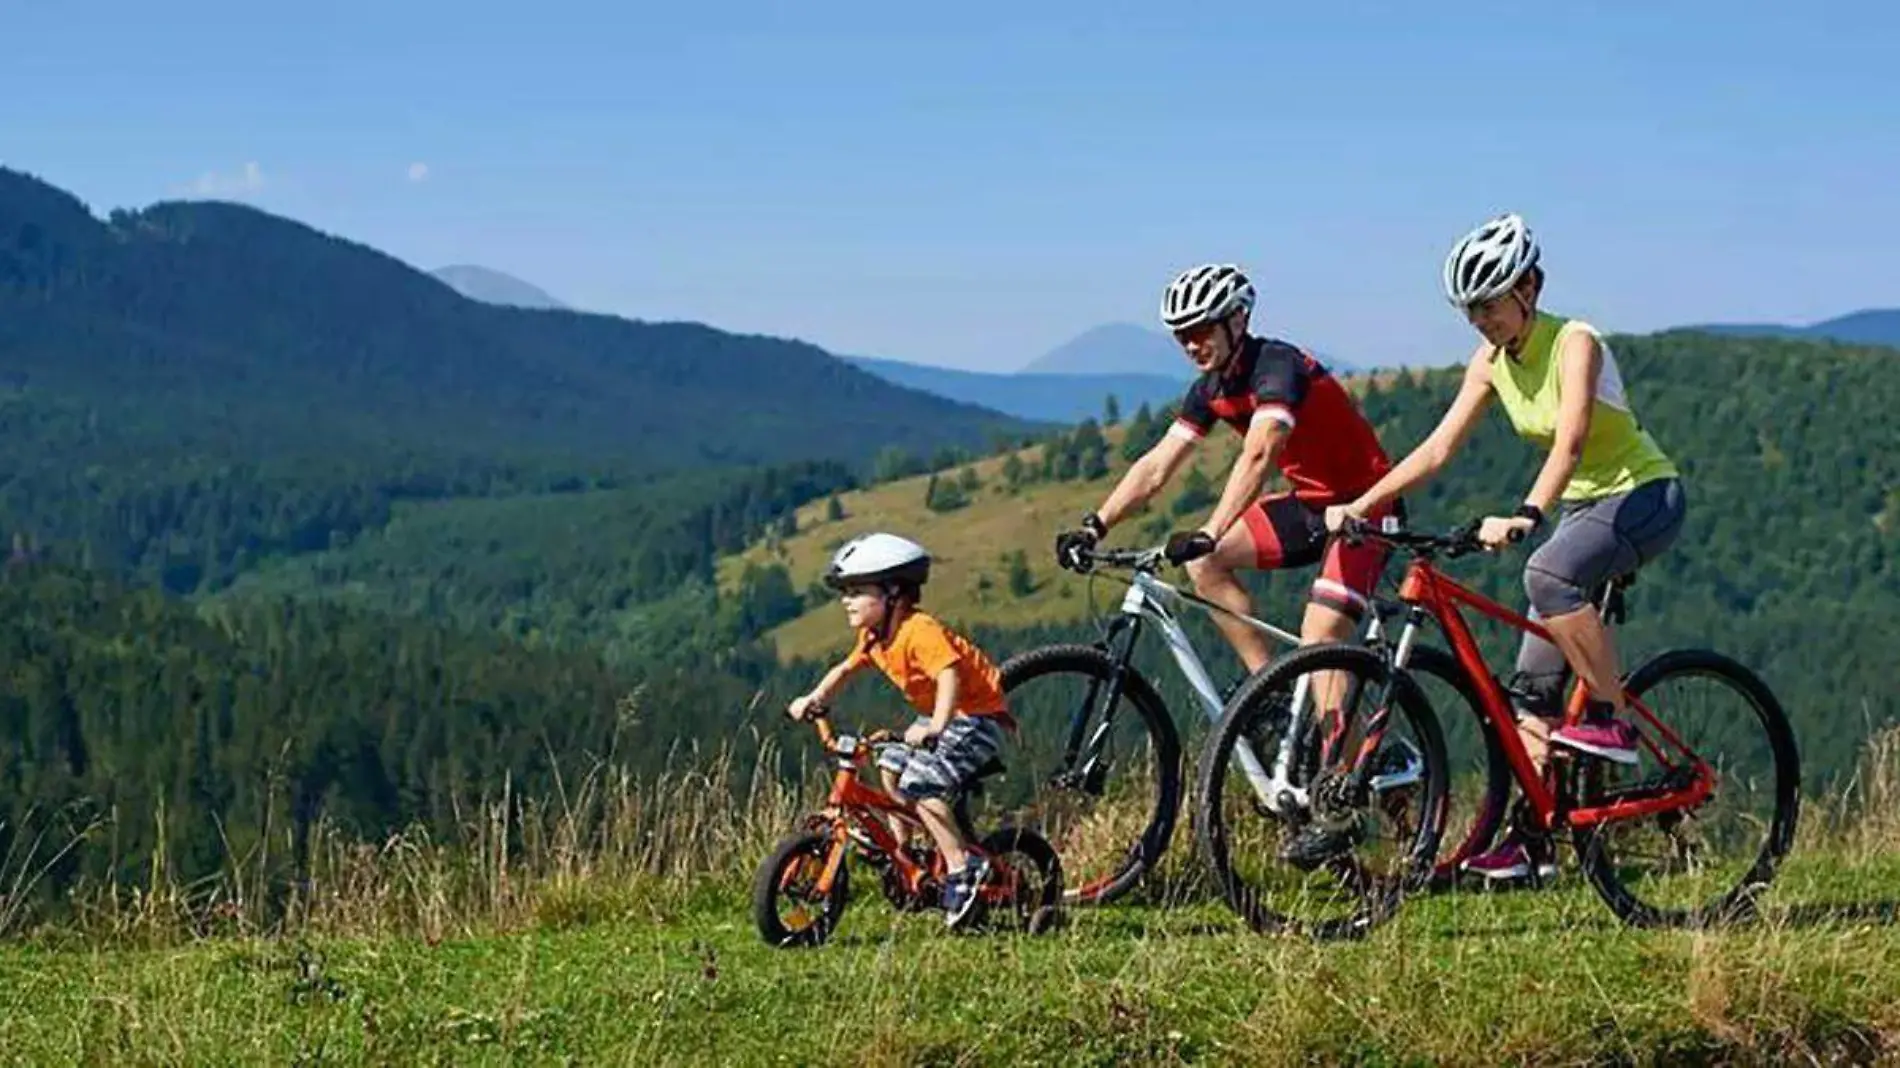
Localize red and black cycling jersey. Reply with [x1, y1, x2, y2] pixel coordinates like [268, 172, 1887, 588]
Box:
[1167, 336, 1392, 505]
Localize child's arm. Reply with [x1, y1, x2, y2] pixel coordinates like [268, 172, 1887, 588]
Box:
[903, 666, 961, 746]
[789, 657, 860, 721]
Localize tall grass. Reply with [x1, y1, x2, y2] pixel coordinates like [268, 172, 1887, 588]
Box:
[7, 718, 1900, 951]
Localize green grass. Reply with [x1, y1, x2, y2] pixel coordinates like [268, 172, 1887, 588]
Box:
[7, 726, 1900, 1065]
[5, 856, 1900, 1066]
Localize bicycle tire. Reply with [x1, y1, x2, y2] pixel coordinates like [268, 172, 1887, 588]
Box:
[976, 826, 1065, 934]
[753, 830, 850, 948]
[1194, 642, 1450, 940]
[1571, 648, 1800, 929]
[1402, 645, 1513, 889]
[996, 643, 1183, 906]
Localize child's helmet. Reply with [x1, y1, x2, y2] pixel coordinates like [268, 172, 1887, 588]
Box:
[823, 532, 931, 592]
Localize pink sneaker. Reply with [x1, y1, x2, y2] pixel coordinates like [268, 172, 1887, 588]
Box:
[1461, 836, 1557, 883]
[1551, 717, 1640, 765]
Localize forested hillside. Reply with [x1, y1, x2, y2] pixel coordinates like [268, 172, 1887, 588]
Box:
[0, 167, 1026, 592]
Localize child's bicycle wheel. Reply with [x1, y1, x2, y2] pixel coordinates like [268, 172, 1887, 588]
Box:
[973, 826, 1064, 934]
[754, 830, 850, 948]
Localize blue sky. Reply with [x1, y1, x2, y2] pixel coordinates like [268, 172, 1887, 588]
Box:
[2, 1, 1894, 371]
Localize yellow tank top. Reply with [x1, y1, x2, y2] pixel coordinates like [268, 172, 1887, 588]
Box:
[1488, 313, 1679, 502]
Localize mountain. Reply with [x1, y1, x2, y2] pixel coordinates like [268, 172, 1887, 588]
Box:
[430, 264, 569, 310]
[1020, 322, 1192, 378]
[1679, 309, 1900, 348]
[843, 354, 1185, 424]
[0, 166, 1028, 589]
[1022, 321, 1360, 379]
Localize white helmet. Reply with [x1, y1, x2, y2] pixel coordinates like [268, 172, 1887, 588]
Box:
[1442, 213, 1541, 306]
[823, 532, 931, 591]
[1159, 263, 1256, 331]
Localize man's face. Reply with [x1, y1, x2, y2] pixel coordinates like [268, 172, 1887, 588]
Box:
[1172, 317, 1236, 373]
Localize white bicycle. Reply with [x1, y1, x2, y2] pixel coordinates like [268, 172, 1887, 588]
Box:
[988, 540, 1479, 906]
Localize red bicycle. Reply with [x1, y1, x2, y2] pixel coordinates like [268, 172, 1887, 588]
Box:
[1195, 515, 1800, 939]
[753, 706, 1063, 947]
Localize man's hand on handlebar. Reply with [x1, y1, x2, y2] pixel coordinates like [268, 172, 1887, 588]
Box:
[1054, 512, 1108, 573]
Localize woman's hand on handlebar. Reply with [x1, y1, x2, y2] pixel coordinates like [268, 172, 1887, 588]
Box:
[1324, 500, 1368, 536]
[1477, 514, 1535, 551]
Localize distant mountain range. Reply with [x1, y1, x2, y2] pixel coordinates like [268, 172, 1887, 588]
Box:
[1018, 322, 1191, 378]
[430, 264, 569, 310]
[841, 355, 1186, 424]
[1678, 309, 1900, 348]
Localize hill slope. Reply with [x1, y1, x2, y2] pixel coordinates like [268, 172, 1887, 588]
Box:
[430, 264, 569, 309]
[0, 166, 1027, 588]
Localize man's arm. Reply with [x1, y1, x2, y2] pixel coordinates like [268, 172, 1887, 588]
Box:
[1200, 413, 1289, 542]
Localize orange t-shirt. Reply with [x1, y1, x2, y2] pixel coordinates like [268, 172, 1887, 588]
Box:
[845, 611, 1009, 723]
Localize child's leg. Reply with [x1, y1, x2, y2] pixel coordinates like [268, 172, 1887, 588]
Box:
[914, 798, 969, 872]
[877, 767, 912, 841]
[895, 716, 1004, 873]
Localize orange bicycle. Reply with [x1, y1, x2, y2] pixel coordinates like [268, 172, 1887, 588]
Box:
[1195, 514, 1800, 939]
[753, 705, 1064, 947]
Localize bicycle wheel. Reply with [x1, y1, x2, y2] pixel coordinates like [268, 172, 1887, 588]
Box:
[1571, 648, 1801, 929]
[1402, 645, 1513, 889]
[984, 643, 1182, 906]
[753, 831, 850, 948]
[1195, 643, 1449, 940]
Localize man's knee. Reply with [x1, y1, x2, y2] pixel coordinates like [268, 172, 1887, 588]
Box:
[1184, 554, 1230, 592]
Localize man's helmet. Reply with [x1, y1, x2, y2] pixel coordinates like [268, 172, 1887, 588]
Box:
[1159, 263, 1256, 331]
[1442, 213, 1541, 306]
[822, 532, 931, 592]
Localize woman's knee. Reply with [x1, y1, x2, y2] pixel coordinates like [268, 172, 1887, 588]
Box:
[1523, 555, 1590, 619]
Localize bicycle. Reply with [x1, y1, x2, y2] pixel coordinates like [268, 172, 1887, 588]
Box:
[752, 704, 1064, 948]
[1195, 514, 1801, 939]
[992, 539, 1482, 906]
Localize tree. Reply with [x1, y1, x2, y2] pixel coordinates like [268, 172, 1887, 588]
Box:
[873, 446, 925, 484]
[825, 494, 846, 522]
[1103, 394, 1121, 426]
[1121, 403, 1158, 462]
[958, 465, 981, 493]
[925, 472, 969, 512]
[1004, 549, 1035, 597]
[1001, 451, 1025, 491]
[1172, 463, 1216, 516]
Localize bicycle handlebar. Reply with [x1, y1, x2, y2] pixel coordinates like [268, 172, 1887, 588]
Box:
[1338, 515, 1523, 559]
[1071, 544, 1171, 574]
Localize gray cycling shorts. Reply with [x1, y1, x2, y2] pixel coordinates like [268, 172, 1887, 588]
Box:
[1513, 477, 1686, 716]
[875, 715, 1005, 802]
[1524, 477, 1686, 619]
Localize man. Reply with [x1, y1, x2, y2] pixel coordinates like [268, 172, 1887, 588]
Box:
[1056, 263, 1400, 675]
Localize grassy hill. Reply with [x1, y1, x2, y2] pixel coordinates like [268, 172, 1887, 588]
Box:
[717, 412, 1249, 662]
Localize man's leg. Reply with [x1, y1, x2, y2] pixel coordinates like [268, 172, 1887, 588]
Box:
[1185, 495, 1316, 676]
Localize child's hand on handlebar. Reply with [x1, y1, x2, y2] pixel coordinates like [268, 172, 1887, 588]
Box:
[787, 693, 825, 722]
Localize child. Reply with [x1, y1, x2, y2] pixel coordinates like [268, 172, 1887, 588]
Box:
[787, 531, 1013, 928]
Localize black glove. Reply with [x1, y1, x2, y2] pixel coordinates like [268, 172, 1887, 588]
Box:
[1054, 513, 1108, 573]
[1164, 530, 1216, 566]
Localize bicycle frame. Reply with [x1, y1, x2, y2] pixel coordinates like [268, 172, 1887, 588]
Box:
[798, 715, 1018, 905]
[1383, 557, 1714, 831]
[1074, 564, 1404, 812]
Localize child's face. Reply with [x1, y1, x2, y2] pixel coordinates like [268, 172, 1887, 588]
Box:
[839, 584, 885, 630]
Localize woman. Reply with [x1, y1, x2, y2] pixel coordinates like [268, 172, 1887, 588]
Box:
[1325, 212, 1686, 882]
